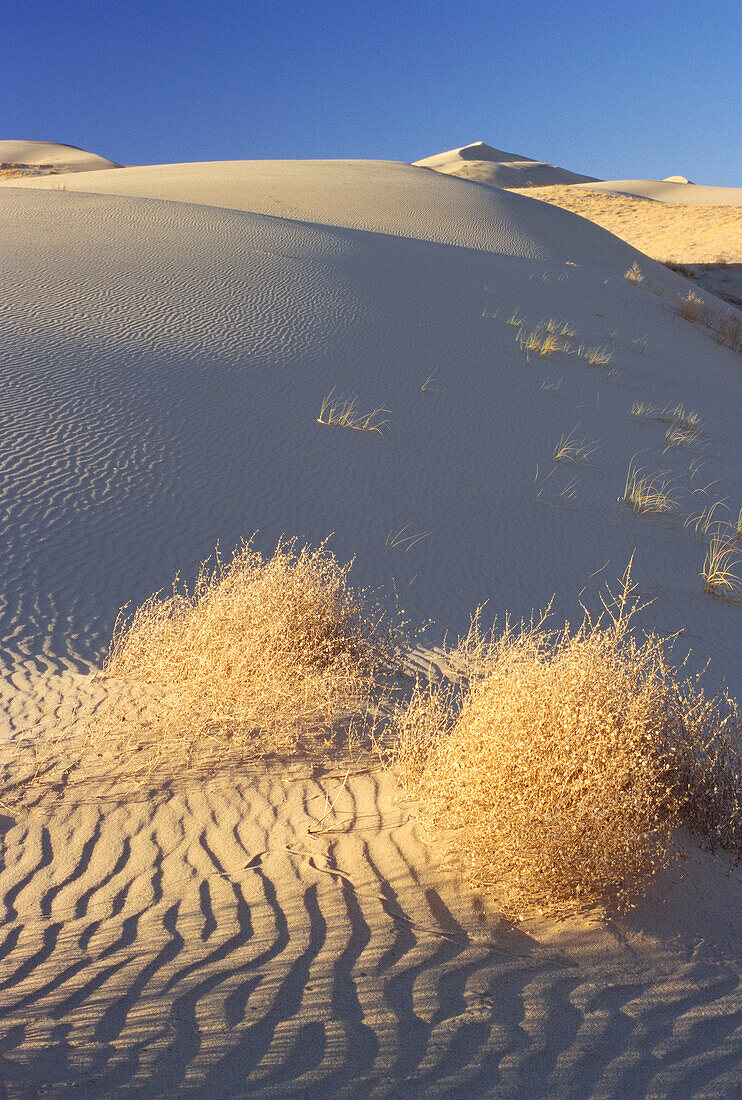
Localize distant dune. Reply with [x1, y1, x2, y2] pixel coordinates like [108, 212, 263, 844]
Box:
[0, 139, 121, 177]
[575, 177, 742, 206]
[414, 140, 600, 187]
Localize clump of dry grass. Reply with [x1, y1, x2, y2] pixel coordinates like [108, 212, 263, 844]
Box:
[578, 344, 613, 368]
[702, 537, 742, 602]
[663, 424, 703, 451]
[392, 569, 742, 915]
[517, 324, 570, 358]
[317, 388, 390, 433]
[84, 538, 407, 771]
[621, 459, 677, 514]
[625, 261, 645, 285]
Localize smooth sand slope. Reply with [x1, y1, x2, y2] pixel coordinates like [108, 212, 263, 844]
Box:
[2, 161, 742, 1095]
[0, 140, 121, 177]
[414, 141, 599, 187]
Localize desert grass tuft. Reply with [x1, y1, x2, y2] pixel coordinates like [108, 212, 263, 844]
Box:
[678, 289, 705, 324]
[625, 261, 645, 285]
[553, 427, 599, 463]
[663, 424, 703, 452]
[317, 388, 390, 433]
[391, 568, 742, 914]
[578, 344, 613, 368]
[518, 324, 569, 358]
[702, 537, 742, 602]
[621, 459, 677, 514]
[83, 538, 409, 772]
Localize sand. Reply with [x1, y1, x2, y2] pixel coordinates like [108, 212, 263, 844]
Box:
[2, 153, 742, 1096]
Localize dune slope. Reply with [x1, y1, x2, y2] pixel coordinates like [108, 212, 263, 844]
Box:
[0, 140, 121, 176]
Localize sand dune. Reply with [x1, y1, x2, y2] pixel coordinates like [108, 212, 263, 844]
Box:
[3, 157, 608, 258]
[0, 140, 121, 177]
[414, 141, 599, 188]
[575, 178, 742, 206]
[2, 156, 742, 1094]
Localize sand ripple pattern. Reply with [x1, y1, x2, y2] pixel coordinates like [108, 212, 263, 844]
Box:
[0, 767, 741, 1098]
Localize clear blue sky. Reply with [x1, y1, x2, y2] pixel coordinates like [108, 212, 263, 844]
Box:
[3, 0, 741, 184]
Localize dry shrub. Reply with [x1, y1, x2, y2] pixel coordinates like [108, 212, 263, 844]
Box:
[85, 538, 406, 771]
[710, 312, 742, 354]
[392, 569, 742, 915]
[678, 289, 706, 323]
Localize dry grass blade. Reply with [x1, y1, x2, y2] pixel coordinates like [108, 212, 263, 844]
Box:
[385, 523, 431, 552]
[684, 499, 729, 542]
[553, 426, 600, 463]
[663, 424, 703, 452]
[317, 388, 390, 433]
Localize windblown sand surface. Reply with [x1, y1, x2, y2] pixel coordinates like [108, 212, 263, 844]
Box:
[2, 155, 742, 1095]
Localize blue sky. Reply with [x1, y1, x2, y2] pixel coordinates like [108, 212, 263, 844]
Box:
[3, 0, 741, 184]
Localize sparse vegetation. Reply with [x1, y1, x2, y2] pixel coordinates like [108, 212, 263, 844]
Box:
[385, 523, 430, 552]
[317, 388, 390, 433]
[391, 567, 742, 914]
[518, 324, 569, 358]
[632, 401, 702, 434]
[546, 318, 577, 338]
[621, 459, 676, 514]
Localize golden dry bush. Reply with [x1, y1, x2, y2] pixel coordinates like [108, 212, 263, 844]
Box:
[393, 572, 693, 915]
[86, 538, 406, 771]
